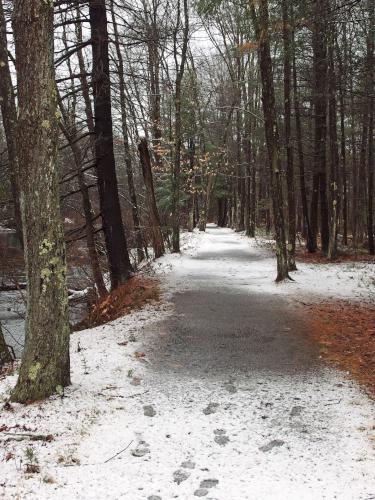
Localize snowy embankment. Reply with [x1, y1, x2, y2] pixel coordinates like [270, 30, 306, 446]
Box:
[0, 227, 375, 500]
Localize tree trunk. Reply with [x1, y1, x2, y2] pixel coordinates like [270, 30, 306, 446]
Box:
[0, 323, 12, 366]
[11, 0, 70, 403]
[75, 6, 95, 142]
[292, 41, 312, 249]
[311, 0, 329, 254]
[250, 0, 290, 282]
[0, 0, 22, 245]
[366, 0, 375, 254]
[337, 26, 348, 246]
[282, 0, 297, 270]
[327, 32, 340, 260]
[144, 2, 163, 170]
[89, 0, 133, 289]
[171, 0, 189, 253]
[138, 139, 165, 258]
[110, 0, 145, 263]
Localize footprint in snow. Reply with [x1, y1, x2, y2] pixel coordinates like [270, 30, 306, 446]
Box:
[131, 441, 150, 457]
[143, 405, 156, 417]
[181, 460, 196, 469]
[290, 406, 304, 417]
[173, 469, 190, 484]
[214, 429, 229, 446]
[200, 479, 219, 488]
[203, 402, 219, 415]
[223, 382, 237, 393]
[194, 489, 208, 497]
[194, 478, 219, 496]
[259, 439, 285, 452]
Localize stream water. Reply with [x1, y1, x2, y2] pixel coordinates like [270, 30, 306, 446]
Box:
[1, 289, 88, 359]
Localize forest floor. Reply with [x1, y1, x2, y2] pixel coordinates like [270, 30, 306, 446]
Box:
[1, 225, 375, 499]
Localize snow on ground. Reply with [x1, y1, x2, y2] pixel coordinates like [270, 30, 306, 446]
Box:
[0, 226, 375, 500]
[156, 226, 375, 305]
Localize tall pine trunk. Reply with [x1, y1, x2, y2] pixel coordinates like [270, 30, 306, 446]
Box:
[311, 0, 329, 254]
[282, 0, 297, 270]
[366, 0, 375, 254]
[327, 32, 340, 260]
[11, 0, 70, 403]
[110, 0, 145, 263]
[171, 0, 189, 252]
[89, 0, 133, 288]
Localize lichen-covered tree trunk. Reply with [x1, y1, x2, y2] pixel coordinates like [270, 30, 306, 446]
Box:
[89, 0, 133, 289]
[250, 0, 290, 282]
[11, 0, 70, 403]
[0, 0, 22, 245]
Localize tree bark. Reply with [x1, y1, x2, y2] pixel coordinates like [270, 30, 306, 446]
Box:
[89, 0, 133, 289]
[311, 0, 330, 254]
[282, 0, 297, 270]
[110, 0, 145, 263]
[366, 0, 375, 254]
[327, 31, 340, 260]
[171, 0, 189, 252]
[0, 0, 22, 245]
[0, 323, 12, 366]
[250, 0, 290, 281]
[138, 139, 165, 258]
[292, 39, 312, 249]
[11, 0, 70, 403]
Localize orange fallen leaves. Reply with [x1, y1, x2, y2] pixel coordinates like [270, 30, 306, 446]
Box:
[306, 299, 375, 397]
[75, 276, 160, 331]
[296, 247, 375, 264]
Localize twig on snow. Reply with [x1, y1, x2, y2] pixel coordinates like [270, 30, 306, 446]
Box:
[104, 440, 133, 463]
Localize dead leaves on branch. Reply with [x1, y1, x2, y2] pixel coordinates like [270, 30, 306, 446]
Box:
[237, 41, 259, 54]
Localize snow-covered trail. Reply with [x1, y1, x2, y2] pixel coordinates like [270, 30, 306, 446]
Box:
[1, 226, 375, 499]
[54, 226, 375, 499]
